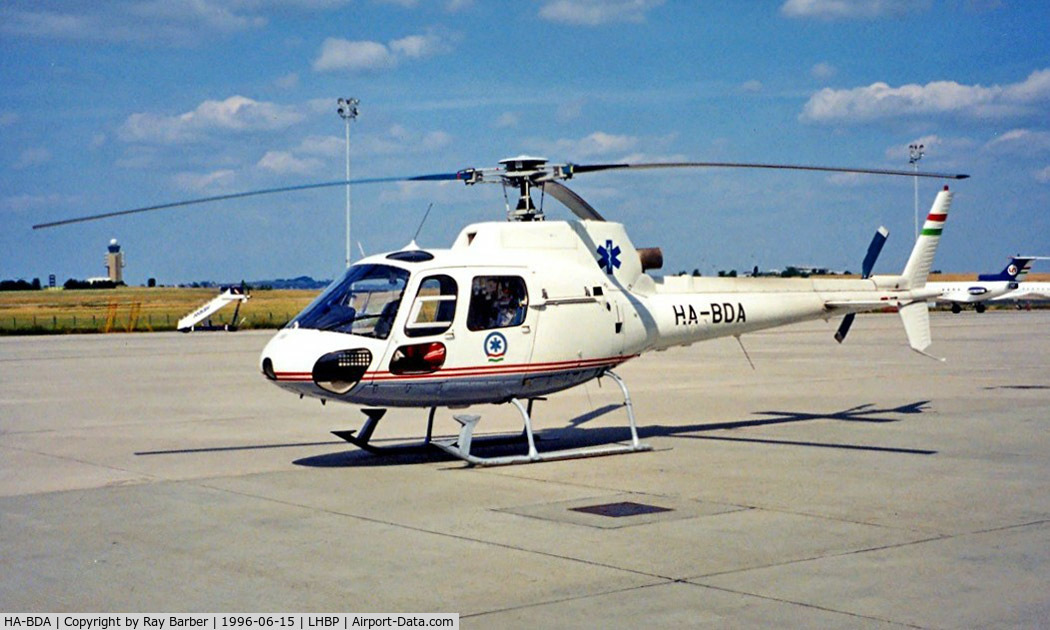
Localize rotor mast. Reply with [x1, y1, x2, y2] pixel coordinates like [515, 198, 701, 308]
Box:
[499, 156, 550, 221]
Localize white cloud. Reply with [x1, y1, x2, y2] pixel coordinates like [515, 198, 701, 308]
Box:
[739, 80, 763, 93]
[801, 68, 1050, 123]
[172, 169, 236, 191]
[115, 146, 162, 169]
[883, 134, 976, 161]
[617, 151, 688, 164]
[983, 129, 1050, 155]
[378, 179, 461, 204]
[0, 192, 74, 213]
[390, 33, 453, 58]
[129, 0, 265, 32]
[550, 132, 639, 158]
[305, 98, 336, 114]
[257, 151, 324, 176]
[356, 125, 454, 156]
[118, 96, 305, 144]
[556, 98, 585, 122]
[13, 146, 51, 169]
[495, 112, 520, 128]
[422, 131, 453, 151]
[1004, 69, 1050, 102]
[811, 62, 837, 80]
[297, 135, 345, 158]
[0, 2, 266, 45]
[826, 172, 876, 187]
[780, 0, 929, 20]
[313, 31, 455, 73]
[539, 0, 664, 26]
[1036, 166, 1050, 183]
[313, 38, 395, 72]
[274, 72, 299, 89]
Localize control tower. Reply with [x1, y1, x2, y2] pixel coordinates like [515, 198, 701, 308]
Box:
[105, 238, 125, 284]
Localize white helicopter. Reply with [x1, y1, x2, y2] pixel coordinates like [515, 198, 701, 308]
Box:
[35, 156, 967, 466]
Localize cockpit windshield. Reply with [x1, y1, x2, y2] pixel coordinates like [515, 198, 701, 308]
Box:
[291, 264, 409, 338]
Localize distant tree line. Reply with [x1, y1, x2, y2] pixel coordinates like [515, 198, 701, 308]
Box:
[0, 278, 41, 291]
[0, 277, 135, 290]
[63, 278, 122, 289]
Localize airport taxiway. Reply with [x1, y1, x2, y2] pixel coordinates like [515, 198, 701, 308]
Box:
[1, 312, 1048, 627]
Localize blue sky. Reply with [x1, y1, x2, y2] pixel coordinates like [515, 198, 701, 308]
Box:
[3, 0, 1049, 284]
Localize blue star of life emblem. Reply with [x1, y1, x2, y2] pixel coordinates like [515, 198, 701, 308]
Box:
[597, 239, 621, 274]
[484, 331, 507, 362]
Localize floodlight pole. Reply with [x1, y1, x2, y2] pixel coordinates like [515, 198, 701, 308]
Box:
[909, 143, 924, 240]
[337, 97, 360, 268]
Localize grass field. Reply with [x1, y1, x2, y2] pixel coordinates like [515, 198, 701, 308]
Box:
[2, 273, 1046, 335]
[0, 287, 320, 334]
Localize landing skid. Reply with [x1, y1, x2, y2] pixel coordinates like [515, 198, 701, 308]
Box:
[332, 406, 540, 455]
[332, 407, 437, 454]
[433, 369, 652, 466]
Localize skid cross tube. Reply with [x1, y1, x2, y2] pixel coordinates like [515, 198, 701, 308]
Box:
[433, 369, 651, 466]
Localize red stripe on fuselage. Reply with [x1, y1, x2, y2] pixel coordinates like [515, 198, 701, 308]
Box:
[926, 213, 947, 222]
[273, 354, 637, 383]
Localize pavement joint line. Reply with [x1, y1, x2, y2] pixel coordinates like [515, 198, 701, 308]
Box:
[679, 520, 1050, 602]
[955, 518, 1050, 536]
[489, 467, 940, 537]
[687, 533, 950, 582]
[187, 467, 997, 617]
[459, 580, 674, 622]
[0, 442, 163, 493]
[693, 582, 928, 629]
[2, 415, 262, 436]
[189, 477, 686, 584]
[733, 501, 942, 535]
[462, 573, 925, 628]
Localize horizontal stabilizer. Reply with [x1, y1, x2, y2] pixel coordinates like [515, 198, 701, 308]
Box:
[826, 299, 894, 309]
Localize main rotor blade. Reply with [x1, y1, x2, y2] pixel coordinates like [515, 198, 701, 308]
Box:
[32, 172, 463, 230]
[540, 181, 606, 221]
[570, 162, 970, 180]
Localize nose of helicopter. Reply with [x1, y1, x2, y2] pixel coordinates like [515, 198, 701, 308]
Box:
[260, 328, 376, 396]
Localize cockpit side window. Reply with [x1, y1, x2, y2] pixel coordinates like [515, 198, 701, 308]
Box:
[405, 275, 458, 338]
[292, 264, 408, 339]
[467, 276, 528, 331]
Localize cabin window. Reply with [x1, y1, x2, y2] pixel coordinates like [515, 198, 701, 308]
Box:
[405, 275, 458, 338]
[292, 264, 408, 339]
[467, 276, 528, 331]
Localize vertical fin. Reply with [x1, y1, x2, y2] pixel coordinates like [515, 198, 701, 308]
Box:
[901, 187, 953, 289]
[899, 302, 944, 361]
[978, 256, 1034, 281]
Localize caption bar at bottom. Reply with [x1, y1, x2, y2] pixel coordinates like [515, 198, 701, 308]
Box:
[2, 615, 458, 630]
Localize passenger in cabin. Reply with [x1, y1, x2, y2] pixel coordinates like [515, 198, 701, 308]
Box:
[469, 276, 527, 330]
[496, 284, 520, 327]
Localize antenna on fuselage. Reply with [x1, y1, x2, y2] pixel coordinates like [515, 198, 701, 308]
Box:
[412, 203, 434, 243]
